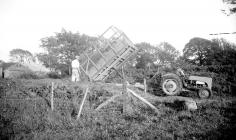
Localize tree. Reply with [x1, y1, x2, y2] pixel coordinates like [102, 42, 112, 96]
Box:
[38, 28, 98, 74]
[221, 0, 236, 16]
[9, 48, 33, 63]
[133, 42, 179, 69]
[135, 42, 157, 69]
[36, 53, 58, 71]
[156, 42, 180, 64]
[183, 37, 212, 65]
[0, 60, 4, 64]
[211, 38, 236, 65]
[183, 37, 236, 66]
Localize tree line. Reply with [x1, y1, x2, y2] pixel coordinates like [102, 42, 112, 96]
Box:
[4, 29, 236, 74]
[2, 28, 236, 95]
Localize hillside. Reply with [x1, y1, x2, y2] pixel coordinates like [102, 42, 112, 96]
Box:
[0, 78, 235, 139]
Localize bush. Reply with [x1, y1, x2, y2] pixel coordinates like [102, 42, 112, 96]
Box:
[47, 72, 62, 79]
[18, 72, 39, 79]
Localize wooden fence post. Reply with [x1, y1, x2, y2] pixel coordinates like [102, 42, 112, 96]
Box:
[144, 78, 147, 94]
[34, 98, 36, 111]
[127, 88, 160, 114]
[4, 94, 6, 109]
[51, 82, 54, 111]
[77, 87, 89, 120]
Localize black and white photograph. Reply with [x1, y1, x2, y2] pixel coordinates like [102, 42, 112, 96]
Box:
[0, 0, 236, 139]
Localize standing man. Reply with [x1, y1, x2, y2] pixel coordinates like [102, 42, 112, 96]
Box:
[71, 56, 81, 82]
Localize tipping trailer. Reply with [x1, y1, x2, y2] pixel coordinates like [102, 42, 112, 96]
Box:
[79, 26, 138, 81]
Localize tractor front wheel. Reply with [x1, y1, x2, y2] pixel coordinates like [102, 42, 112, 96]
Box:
[198, 87, 212, 99]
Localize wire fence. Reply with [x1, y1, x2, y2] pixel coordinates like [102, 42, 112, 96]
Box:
[0, 82, 78, 113]
[0, 81, 96, 121]
[0, 97, 76, 112]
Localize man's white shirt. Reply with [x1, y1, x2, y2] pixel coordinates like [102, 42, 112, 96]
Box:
[72, 59, 80, 69]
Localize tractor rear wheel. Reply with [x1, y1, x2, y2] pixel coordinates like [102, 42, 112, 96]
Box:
[198, 87, 211, 99]
[161, 73, 182, 96]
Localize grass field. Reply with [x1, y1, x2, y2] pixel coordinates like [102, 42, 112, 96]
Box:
[0, 78, 235, 140]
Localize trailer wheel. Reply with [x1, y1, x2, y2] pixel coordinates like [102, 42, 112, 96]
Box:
[198, 87, 211, 99]
[161, 73, 182, 96]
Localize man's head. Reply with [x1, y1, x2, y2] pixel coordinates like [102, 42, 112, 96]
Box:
[75, 55, 80, 59]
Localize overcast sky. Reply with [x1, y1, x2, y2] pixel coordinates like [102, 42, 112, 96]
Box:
[0, 0, 235, 62]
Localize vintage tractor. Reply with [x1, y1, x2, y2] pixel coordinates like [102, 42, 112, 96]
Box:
[160, 68, 212, 99]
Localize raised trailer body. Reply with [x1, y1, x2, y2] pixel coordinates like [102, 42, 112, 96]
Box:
[79, 26, 138, 81]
